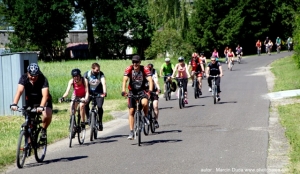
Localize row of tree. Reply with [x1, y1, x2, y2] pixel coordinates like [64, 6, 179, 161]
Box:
[0, 0, 298, 60]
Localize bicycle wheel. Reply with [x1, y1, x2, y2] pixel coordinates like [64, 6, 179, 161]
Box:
[16, 130, 27, 168]
[150, 109, 156, 133]
[135, 112, 142, 146]
[165, 82, 169, 101]
[194, 80, 198, 99]
[77, 115, 85, 145]
[144, 110, 150, 136]
[230, 61, 233, 71]
[179, 88, 183, 109]
[167, 90, 171, 100]
[93, 114, 98, 140]
[69, 115, 75, 148]
[90, 112, 95, 141]
[213, 85, 217, 104]
[34, 127, 47, 162]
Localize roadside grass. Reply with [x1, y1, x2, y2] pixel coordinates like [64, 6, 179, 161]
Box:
[270, 55, 300, 173]
[270, 55, 300, 92]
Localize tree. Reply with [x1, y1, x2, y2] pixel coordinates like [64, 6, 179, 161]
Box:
[93, 0, 153, 59]
[2, 0, 74, 60]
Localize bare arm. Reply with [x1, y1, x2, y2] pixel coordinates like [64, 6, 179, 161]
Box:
[146, 76, 153, 92]
[62, 79, 73, 98]
[172, 64, 178, 77]
[186, 63, 191, 78]
[40, 87, 50, 107]
[219, 65, 223, 77]
[84, 78, 89, 100]
[13, 84, 25, 104]
[153, 71, 161, 91]
[122, 76, 129, 92]
[206, 66, 210, 76]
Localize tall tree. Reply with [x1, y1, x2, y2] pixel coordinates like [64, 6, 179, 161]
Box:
[2, 0, 74, 59]
[93, 0, 153, 59]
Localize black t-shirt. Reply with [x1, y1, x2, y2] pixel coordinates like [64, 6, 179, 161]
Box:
[208, 62, 221, 75]
[83, 70, 105, 93]
[18, 74, 50, 105]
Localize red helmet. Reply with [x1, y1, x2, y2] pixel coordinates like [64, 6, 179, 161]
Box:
[192, 53, 198, 58]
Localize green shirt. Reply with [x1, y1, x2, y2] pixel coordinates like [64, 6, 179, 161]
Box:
[161, 63, 174, 75]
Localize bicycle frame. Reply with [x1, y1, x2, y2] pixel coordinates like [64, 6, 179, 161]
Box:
[193, 72, 201, 99]
[210, 75, 218, 104]
[177, 78, 185, 109]
[89, 92, 103, 141]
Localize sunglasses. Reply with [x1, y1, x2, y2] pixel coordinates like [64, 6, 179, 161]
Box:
[132, 61, 140, 64]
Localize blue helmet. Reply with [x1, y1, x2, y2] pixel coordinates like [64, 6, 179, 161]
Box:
[27, 63, 41, 76]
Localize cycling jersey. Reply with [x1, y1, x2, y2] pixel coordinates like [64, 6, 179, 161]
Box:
[84, 70, 105, 93]
[146, 68, 158, 91]
[18, 73, 52, 107]
[161, 63, 174, 76]
[236, 47, 242, 54]
[207, 62, 221, 76]
[256, 41, 261, 47]
[212, 51, 219, 58]
[73, 78, 85, 97]
[190, 57, 203, 72]
[124, 65, 151, 93]
[276, 38, 281, 45]
[227, 52, 234, 57]
[176, 63, 188, 78]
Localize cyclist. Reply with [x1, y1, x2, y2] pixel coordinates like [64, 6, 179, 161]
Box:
[83, 63, 107, 131]
[122, 55, 153, 140]
[160, 57, 175, 95]
[206, 57, 223, 101]
[227, 48, 235, 69]
[211, 48, 219, 61]
[60, 69, 89, 129]
[189, 53, 204, 95]
[276, 36, 281, 53]
[236, 44, 243, 59]
[264, 37, 270, 54]
[224, 47, 229, 63]
[199, 53, 207, 78]
[147, 63, 161, 128]
[256, 40, 261, 56]
[267, 39, 273, 55]
[172, 56, 191, 104]
[287, 37, 293, 51]
[10, 63, 52, 141]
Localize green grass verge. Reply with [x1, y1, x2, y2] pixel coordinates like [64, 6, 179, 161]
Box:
[270, 55, 300, 92]
[278, 104, 300, 173]
[270, 55, 300, 173]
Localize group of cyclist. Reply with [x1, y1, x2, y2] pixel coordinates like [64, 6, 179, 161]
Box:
[259, 36, 293, 55]
[10, 62, 107, 141]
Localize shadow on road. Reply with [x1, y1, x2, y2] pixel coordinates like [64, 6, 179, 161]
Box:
[82, 135, 128, 146]
[218, 101, 237, 104]
[159, 107, 173, 110]
[154, 129, 182, 135]
[133, 139, 182, 146]
[25, 155, 88, 168]
[184, 104, 205, 108]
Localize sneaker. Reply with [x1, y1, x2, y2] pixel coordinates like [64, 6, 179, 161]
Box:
[81, 122, 85, 129]
[40, 128, 47, 140]
[225, 61, 227, 64]
[127, 131, 134, 140]
[184, 99, 188, 104]
[209, 87, 212, 92]
[217, 95, 221, 101]
[98, 122, 103, 131]
[154, 120, 159, 128]
[199, 90, 202, 96]
[85, 118, 90, 125]
[192, 82, 194, 87]
[144, 117, 150, 125]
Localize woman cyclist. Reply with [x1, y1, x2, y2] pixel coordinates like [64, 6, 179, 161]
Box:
[172, 57, 191, 104]
[60, 69, 89, 129]
[212, 48, 219, 61]
[227, 48, 235, 70]
[199, 53, 207, 78]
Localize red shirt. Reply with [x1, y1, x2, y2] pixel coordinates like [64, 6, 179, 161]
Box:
[190, 58, 203, 71]
[73, 78, 85, 97]
[124, 65, 151, 91]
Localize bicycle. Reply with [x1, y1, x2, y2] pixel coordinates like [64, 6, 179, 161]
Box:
[176, 78, 186, 109]
[193, 72, 202, 99]
[61, 98, 86, 148]
[236, 52, 242, 64]
[128, 91, 147, 146]
[210, 75, 219, 104]
[144, 92, 157, 135]
[276, 44, 281, 53]
[88, 92, 104, 141]
[15, 105, 47, 168]
[228, 58, 234, 71]
[163, 76, 172, 101]
[288, 43, 293, 52]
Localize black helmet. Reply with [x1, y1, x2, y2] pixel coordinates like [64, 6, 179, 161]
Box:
[71, 68, 81, 77]
[27, 63, 41, 76]
[148, 63, 153, 69]
[132, 55, 141, 61]
[200, 52, 204, 55]
[178, 56, 184, 61]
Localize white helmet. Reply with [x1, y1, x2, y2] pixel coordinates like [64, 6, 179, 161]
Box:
[178, 56, 184, 61]
[165, 57, 170, 61]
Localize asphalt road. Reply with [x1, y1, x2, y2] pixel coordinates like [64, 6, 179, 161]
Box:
[5, 51, 293, 174]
